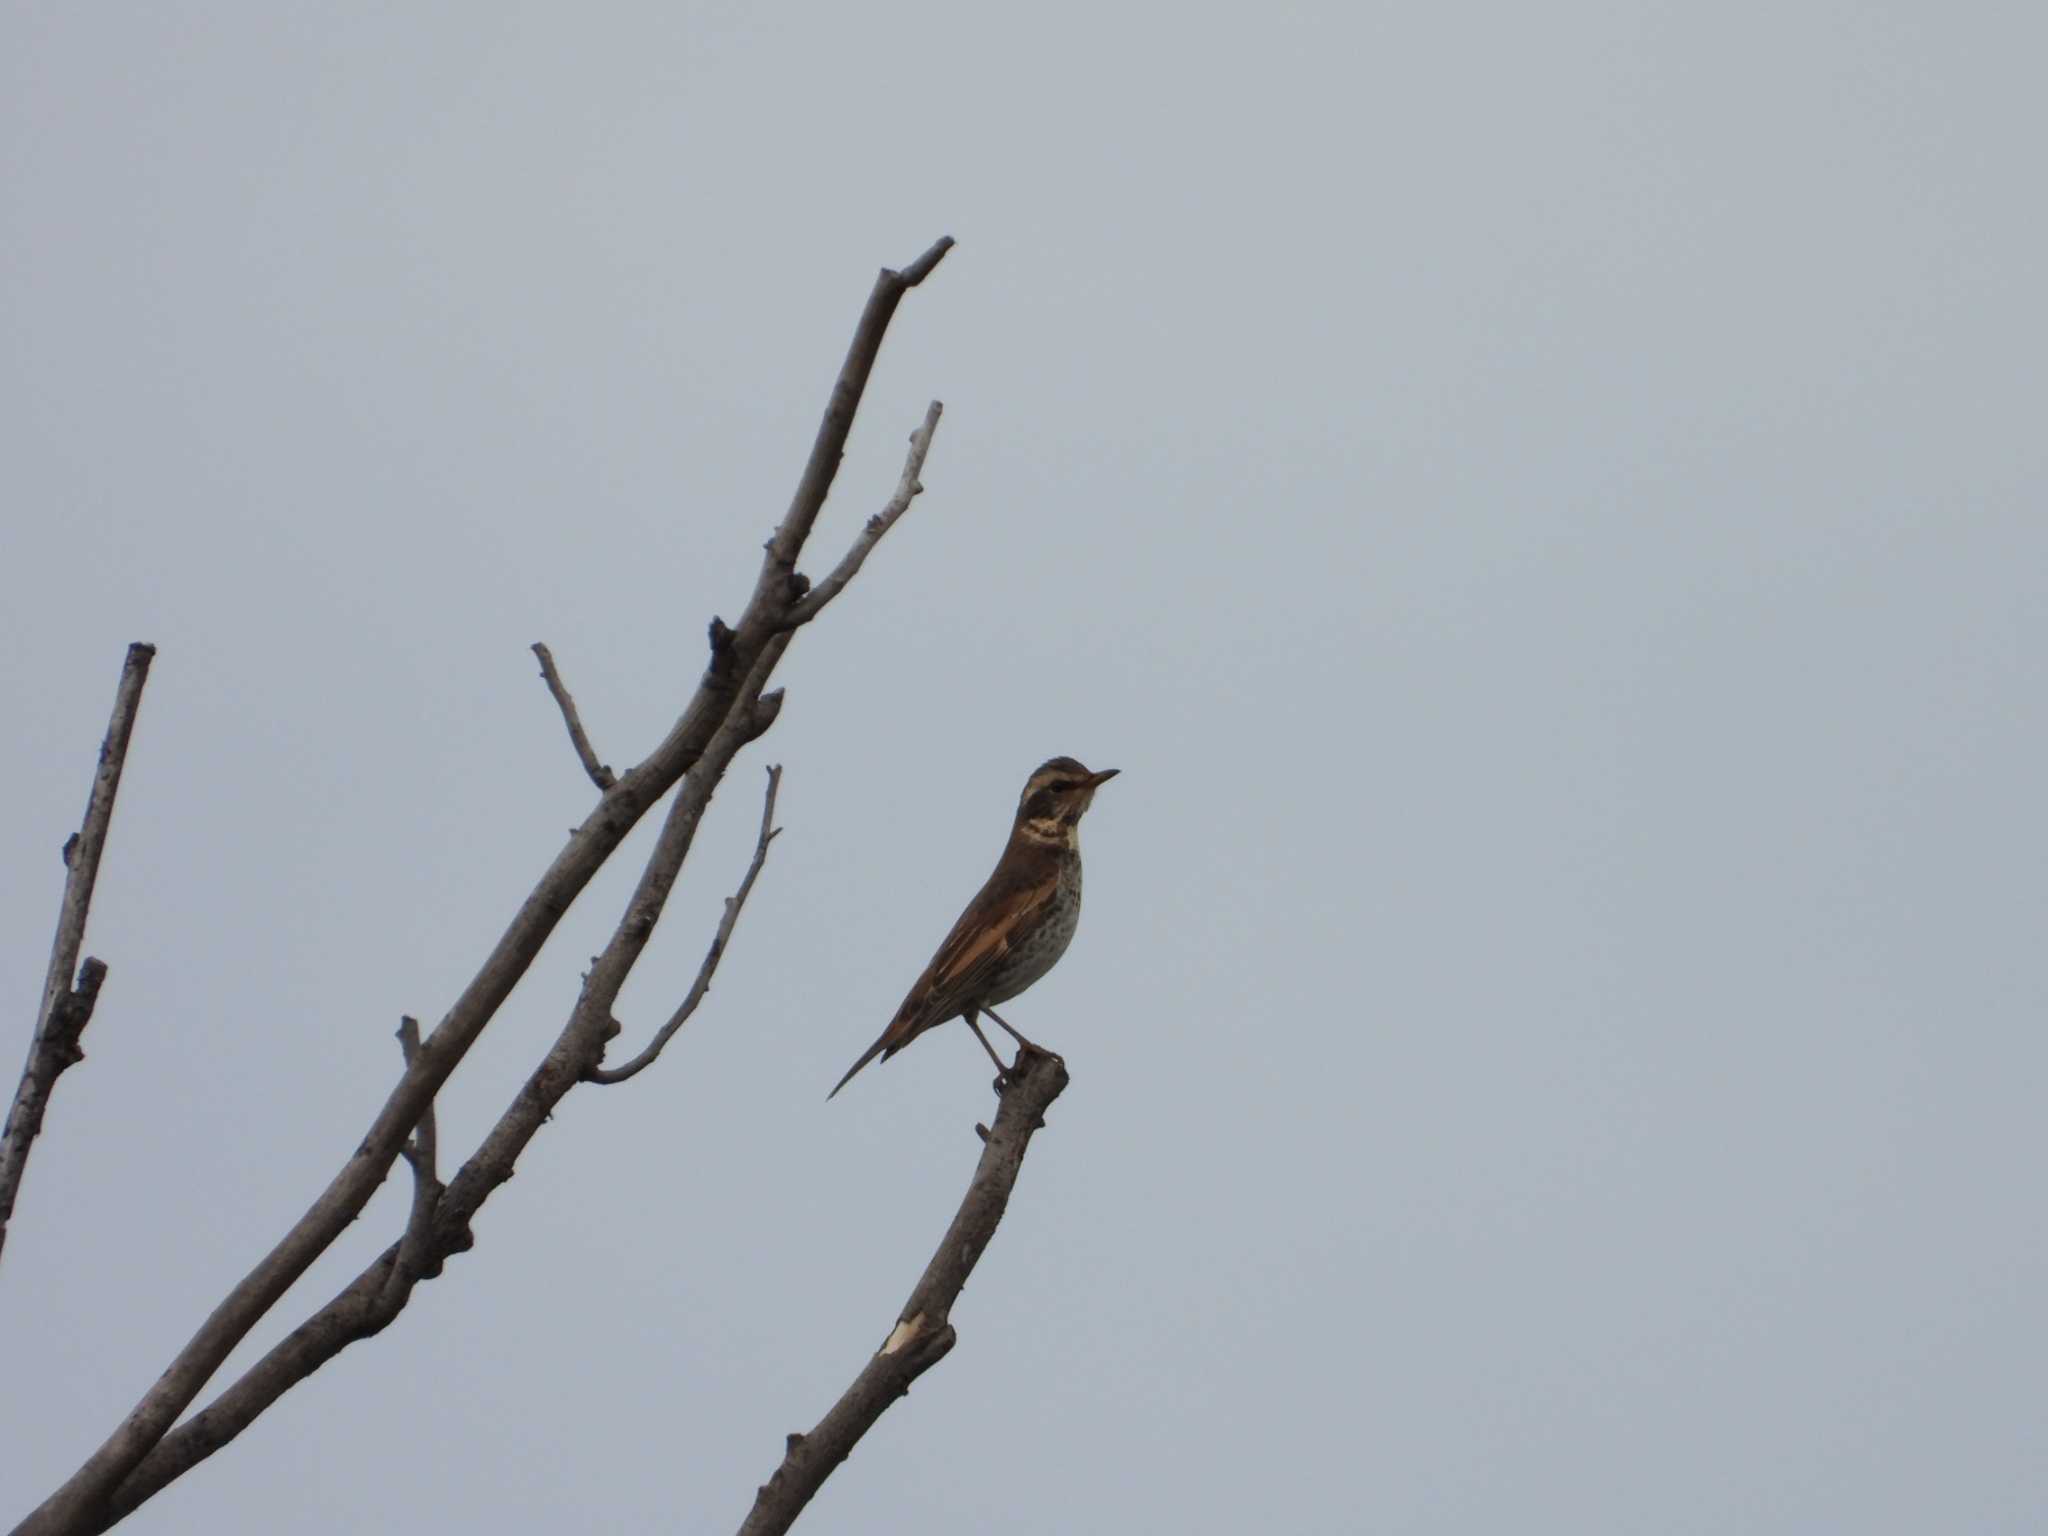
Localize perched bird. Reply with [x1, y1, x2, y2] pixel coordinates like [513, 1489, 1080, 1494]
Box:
[829, 757, 1118, 1098]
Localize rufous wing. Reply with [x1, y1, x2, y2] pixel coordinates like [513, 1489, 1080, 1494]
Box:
[827, 853, 1059, 1099]
[888, 861, 1059, 1051]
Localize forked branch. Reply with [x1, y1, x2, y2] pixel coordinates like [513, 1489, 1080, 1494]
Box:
[738, 1048, 1072, 1536]
[759, 236, 954, 585]
[14, 237, 955, 1536]
[0, 641, 155, 1266]
[79, 644, 795, 1535]
[383, 1018, 442, 1306]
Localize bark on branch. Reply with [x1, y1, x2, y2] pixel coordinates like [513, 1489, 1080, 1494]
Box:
[13, 236, 955, 1536]
[737, 1047, 1072, 1536]
[0, 641, 155, 1266]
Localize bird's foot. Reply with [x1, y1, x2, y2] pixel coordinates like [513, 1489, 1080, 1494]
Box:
[997, 1039, 1061, 1092]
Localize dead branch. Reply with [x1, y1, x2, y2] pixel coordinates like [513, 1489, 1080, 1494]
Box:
[737, 1047, 1072, 1536]
[14, 236, 954, 1536]
[587, 764, 783, 1085]
[0, 642, 155, 1266]
[782, 402, 943, 627]
[78, 641, 791, 1535]
[757, 236, 955, 591]
[531, 643, 616, 790]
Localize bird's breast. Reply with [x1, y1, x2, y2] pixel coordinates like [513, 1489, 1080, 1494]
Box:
[984, 853, 1083, 1005]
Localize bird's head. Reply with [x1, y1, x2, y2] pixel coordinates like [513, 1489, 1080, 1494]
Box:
[1014, 757, 1119, 845]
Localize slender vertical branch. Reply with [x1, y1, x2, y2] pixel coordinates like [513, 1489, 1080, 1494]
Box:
[0, 642, 155, 1265]
[531, 643, 616, 790]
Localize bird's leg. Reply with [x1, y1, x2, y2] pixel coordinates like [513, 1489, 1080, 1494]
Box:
[963, 1013, 1011, 1081]
[979, 1005, 1044, 1055]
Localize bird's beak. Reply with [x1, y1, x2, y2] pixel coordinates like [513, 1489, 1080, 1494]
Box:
[1088, 768, 1120, 786]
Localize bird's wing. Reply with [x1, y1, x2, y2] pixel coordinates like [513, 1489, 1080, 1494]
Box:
[827, 858, 1056, 1099]
[889, 862, 1059, 1049]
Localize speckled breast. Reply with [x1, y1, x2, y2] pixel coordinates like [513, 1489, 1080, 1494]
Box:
[984, 852, 1083, 1005]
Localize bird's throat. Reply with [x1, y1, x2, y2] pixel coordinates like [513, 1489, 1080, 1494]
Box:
[1017, 816, 1075, 849]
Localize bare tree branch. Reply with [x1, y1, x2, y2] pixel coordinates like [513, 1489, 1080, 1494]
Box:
[627, 232, 955, 777]
[14, 236, 956, 1536]
[90, 1244, 417, 1531]
[587, 764, 783, 1085]
[531, 643, 616, 790]
[19, 719, 710, 1536]
[737, 1047, 1072, 1536]
[757, 237, 955, 588]
[78, 643, 793, 1534]
[1, 642, 155, 1266]
[782, 402, 943, 628]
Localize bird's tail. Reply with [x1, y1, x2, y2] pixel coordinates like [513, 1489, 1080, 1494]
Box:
[827, 1029, 893, 1099]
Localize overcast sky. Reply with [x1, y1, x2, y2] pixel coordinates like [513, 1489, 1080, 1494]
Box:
[5, 4, 2045, 1532]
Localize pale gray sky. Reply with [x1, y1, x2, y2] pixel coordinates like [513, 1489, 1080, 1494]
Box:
[5, 4, 2046, 1532]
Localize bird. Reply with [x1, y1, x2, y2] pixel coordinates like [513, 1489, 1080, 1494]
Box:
[829, 757, 1118, 1098]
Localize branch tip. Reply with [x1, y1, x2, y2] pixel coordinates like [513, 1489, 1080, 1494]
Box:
[531, 643, 617, 791]
[894, 235, 956, 286]
[781, 400, 946, 629]
[756, 235, 951, 590]
[3, 641, 155, 1268]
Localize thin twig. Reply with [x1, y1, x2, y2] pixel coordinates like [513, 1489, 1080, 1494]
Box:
[737, 1048, 1071, 1536]
[532, 643, 616, 790]
[782, 402, 944, 628]
[383, 1019, 441, 1306]
[587, 765, 784, 1085]
[0, 642, 155, 1266]
[895, 236, 955, 285]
